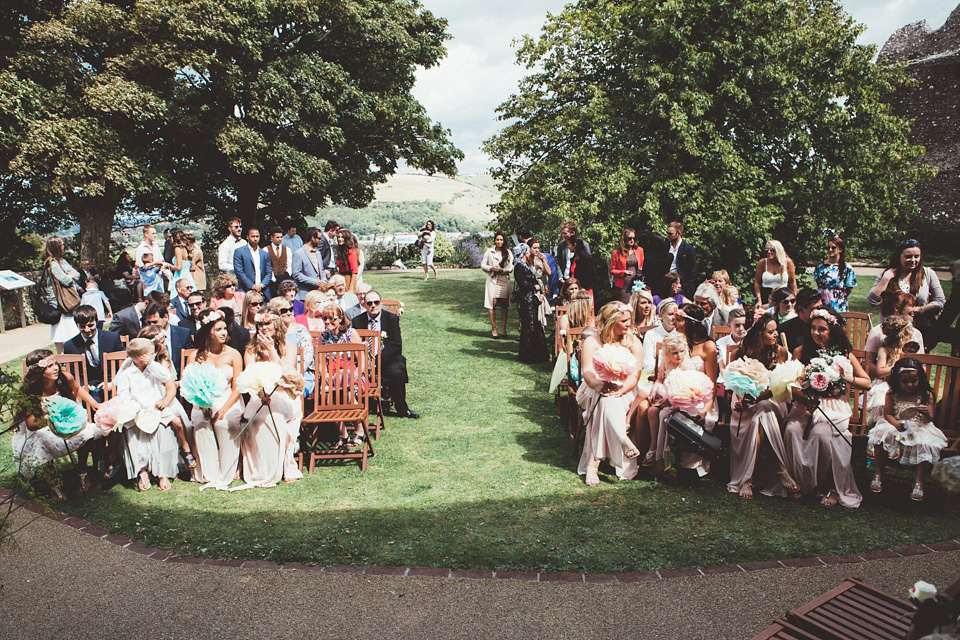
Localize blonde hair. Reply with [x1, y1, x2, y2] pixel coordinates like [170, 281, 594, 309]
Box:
[712, 269, 730, 285]
[597, 302, 635, 347]
[566, 296, 593, 330]
[629, 288, 656, 328]
[720, 285, 740, 308]
[246, 316, 286, 361]
[240, 289, 264, 327]
[126, 338, 153, 358]
[766, 240, 789, 280]
[658, 330, 690, 378]
[881, 315, 913, 364]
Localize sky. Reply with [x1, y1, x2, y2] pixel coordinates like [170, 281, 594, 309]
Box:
[411, 0, 956, 175]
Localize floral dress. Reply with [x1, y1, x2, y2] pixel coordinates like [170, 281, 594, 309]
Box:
[814, 262, 857, 312]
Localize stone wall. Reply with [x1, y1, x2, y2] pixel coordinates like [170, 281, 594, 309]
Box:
[878, 5, 960, 248]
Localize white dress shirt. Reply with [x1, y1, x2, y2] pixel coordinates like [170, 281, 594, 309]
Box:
[218, 235, 246, 273]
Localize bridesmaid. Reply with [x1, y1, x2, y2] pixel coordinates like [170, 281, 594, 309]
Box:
[783, 308, 871, 507]
[577, 302, 643, 485]
[727, 316, 799, 499]
[185, 309, 244, 489]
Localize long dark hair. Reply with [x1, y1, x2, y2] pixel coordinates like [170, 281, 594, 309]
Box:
[494, 232, 510, 268]
[571, 236, 588, 261]
[829, 235, 847, 279]
[888, 356, 935, 404]
[739, 315, 780, 369]
[18, 349, 72, 422]
[194, 309, 228, 362]
[799, 308, 852, 362]
[678, 303, 710, 348]
[887, 239, 924, 295]
[335, 228, 358, 266]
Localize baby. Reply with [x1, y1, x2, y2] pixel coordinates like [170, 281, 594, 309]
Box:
[139, 251, 163, 297]
[80, 280, 112, 327]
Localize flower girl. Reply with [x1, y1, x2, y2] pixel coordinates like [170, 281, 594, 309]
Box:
[867, 357, 948, 501]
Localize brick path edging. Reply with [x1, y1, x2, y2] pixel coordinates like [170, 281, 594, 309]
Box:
[5, 490, 960, 583]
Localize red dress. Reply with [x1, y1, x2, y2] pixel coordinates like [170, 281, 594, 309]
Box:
[336, 249, 359, 275]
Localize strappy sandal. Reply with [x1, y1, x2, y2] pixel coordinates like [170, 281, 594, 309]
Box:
[911, 483, 924, 502]
[870, 474, 883, 493]
[180, 449, 197, 468]
[777, 469, 799, 493]
[347, 434, 365, 448]
[820, 491, 839, 507]
[642, 451, 656, 467]
[333, 437, 349, 449]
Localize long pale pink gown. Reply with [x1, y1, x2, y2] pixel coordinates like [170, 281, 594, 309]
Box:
[233, 380, 301, 490]
[190, 365, 244, 490]
[576, 366, 640, 481]
[727, 395, 789, 497]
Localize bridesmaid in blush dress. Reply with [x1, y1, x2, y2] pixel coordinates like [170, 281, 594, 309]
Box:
[185, 309, 244, 489]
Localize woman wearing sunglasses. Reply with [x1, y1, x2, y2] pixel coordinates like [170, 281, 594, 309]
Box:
[240, 290, 265, 335]
[610, 228, 644, 303]
[752, 240, 797, 307]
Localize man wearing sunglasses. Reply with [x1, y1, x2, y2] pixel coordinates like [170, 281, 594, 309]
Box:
[177, 291, 207, 339]
[351, 291, 419, 419]
[218, 217, 246, 276]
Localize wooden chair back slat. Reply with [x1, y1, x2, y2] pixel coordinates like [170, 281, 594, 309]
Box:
[180, 348, 197, 376]
[915, 354, 960, 445]
[840, 312, 872, 351]
[101, 351, 128, 401]
[354, 329, 382, 393]
[846, 349, 868, 436]
[712, 325, 732, 341]
[312, 343, 367, 412]
[381, 299, 402, 316]
[52, 354, 92, 420]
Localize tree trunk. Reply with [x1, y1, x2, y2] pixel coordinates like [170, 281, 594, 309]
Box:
[70, 182, 124, 272]
[235, 178, 262, 229]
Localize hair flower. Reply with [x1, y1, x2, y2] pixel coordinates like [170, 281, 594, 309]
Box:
[811, 308, 838, 325]
[254, 312, 277, 324]
[631, 279, 647, 293]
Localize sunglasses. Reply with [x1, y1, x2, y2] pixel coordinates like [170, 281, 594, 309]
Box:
[187, 301, 203, 308]
[626, 236, 636, 242]
[365, 300, 381, 306]
[277, 307, 293, 314]
[781, 299, 796, 305]
[764, 247, 775, 253]
[249, 301, 263, 307]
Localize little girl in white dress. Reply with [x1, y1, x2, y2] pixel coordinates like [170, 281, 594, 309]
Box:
[867, 356, 948, 501]
[865, 315, 914, 430]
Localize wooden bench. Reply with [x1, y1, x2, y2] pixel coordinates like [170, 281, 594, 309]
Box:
[915, 353, 960, 453]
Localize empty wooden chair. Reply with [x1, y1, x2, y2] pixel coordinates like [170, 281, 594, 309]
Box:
[354, 328, 385, 439]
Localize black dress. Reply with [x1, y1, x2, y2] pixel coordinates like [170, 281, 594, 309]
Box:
[515, 262, 549, 364]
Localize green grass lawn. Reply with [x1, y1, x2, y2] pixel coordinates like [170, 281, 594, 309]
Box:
[1, 269, 957, 573]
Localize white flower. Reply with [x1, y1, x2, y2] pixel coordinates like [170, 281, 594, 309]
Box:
[834, 355, 853, 379]
[908, 580, 937, 602]
[822, 365, 840, 383]
[381, 330, 388, 339]
[810, 357, 828, 369]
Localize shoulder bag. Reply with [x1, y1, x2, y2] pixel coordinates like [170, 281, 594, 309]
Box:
[33, 269, 61, 324]
[50, 264, 81, 314]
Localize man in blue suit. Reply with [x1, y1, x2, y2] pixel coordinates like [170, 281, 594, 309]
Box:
[64, 304, 124, 402]
[233, 226, 273, 296]
[291, 227, 329, 301]
[142, 301, 193, 376]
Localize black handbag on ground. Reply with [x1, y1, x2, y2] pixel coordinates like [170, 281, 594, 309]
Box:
[664, 409, 723, 461]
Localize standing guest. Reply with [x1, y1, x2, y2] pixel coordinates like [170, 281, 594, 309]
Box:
[814, 235, 856, 312]
[717, 307, 747, 370]
[351, 290, 419, 418]
[329, 274, 359, 314]
[641, 234, 671, 298]
[217, 217, 245, 276]
[233, 226, 272, 295]
[642, 299, 678, 373]
[114, 338, 182, 491]
[653, 272, 687, 307]
[629, 286, 657, 333]
[291, 227, 329, 301]
[865, 290, 923, 376]
[135, 224, 163, 269]
[712, 269, 742, 313]
[185, 309, 244, 489]
[481, 232, 514, 338]
[141, 301, 193, 377]
[239, 290, 265, 335]
[727, 316, 798, 499]
[753, 239, 797, 307]
[610, 229, 644, 303]
[769, 287, 798, 324]
[13, 350, 102, 497]
[277, 279, 305, 317]
[418, 220, 438, 281]
[162, 228, 175, 266]
[117, 251, 141, 302]
[867, 239, 945, 346]
[577, 302, 643, 485]
[43, 235, 81, 353]
[335, 229, 361, 292]
[281, 225, 304, 252]
[666, 221, 697, 297]
[80, 281, 112, 329]
[167, 228, 198, 296]
[322, 220, 339, 277]
[138, 250, 164, 298]
[345, 282, 370, 322]
[170, 278, 194, 323]
[778, 288, 823, 352]
[554, 221, 590, 281]
[514, 238, 551, 364]
[209, 274, 245, 314]
[185, 233, 206, 292]
[783, 308, 871, 507]
[694, 282, 727, 333]
[177, 291, 207, 339]
[513, 227, 532, 265]
[568, 236, 595, 298]
[266, 226, 293, 297]
[64, 305, 123, 403]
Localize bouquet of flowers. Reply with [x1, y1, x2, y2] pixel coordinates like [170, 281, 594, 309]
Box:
[275, 371, 306, 399]
[45, 396, 88, 438]
[591, 344, 638, 385]
[724, 358, 769, 401]
[181, 362, 228, 409]
[664, 369, 714, 413]
[769, 360, 805, 403]
[235, 361, 284, 441]
[804, 352, 852, 399]
[93, 397, 140, 435]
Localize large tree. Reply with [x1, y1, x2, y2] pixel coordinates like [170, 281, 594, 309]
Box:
[484, 0, 935, 288]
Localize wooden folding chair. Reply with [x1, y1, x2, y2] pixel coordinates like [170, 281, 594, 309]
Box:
[303, 343, 372, 471]
[712, 325, 732, 341]
[381, 299, 402, 316]
[553, 305, 568, 356]
[846, 349, 869, 437]
[37, 355, 93, 421]
[101, 351, 128, 401]
[560, 327, 586, 440]
[180, 348, 197, 376]
[915, 353, 960, 452]
[354, 328, 385, 439]
[840, 311, 872, 351]
[120, 334, 129, 346]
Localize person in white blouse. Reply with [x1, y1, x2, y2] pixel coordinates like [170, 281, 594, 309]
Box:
[642, 299, 678, 372]
[217, 217, 246, 275]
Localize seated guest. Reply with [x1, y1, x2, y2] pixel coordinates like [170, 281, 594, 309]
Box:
[630, 286, 657, 333]
[641, 299, 678, 373]
[329, 274, 360, 313]
[769, 287, 798, 324]
[694, 281, 727, 333]
[351, 290, 419, 418]
[268, 296, 314, 398]
[220, 307, 250, 355]
[295, 289, 331, 334]
[141, 301, 193, 377]
[64, 305, 124, 402]
[177, 290, 207, 339]
[209, 274, 245, 314]
[865, 290, 923, 376]
[239, 289, 265, 335]
[277, 279, 305, 316]
[114, 338, 184, 491]
[717, 307, 747, 370]
[558, 278, 581, 304]
[346, 283, 371, 322]
[778, 288, 822, 352]
[319, 304, 367, 448]
[170, 278, 194, 323]
[556, 291, 595, 336]
[653, 272, 687, 307]
[108, 290, 168, 340]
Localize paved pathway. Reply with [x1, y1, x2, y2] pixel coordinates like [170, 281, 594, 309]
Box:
[0, 323, 52, 365]
[0, 508, 957, 639]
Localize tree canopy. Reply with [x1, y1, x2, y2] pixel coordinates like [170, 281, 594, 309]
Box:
[484, 0, 935, 289]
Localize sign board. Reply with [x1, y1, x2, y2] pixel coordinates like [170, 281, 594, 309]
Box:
[0, 270, 35, 291]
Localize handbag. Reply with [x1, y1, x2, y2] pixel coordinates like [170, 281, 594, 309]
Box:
[32, 269, 61, 324]
[50, 265, 81, 314]
[664, 409, 723, 460]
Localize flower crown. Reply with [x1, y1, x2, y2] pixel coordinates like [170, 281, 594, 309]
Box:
[35, 356, 56, 369]
[677, 309, 709, 327]
[254, 312, 277, 324]
[811, 308, 838, 325]
[200, 309, 225, 326]
[631, 279, 647, 293]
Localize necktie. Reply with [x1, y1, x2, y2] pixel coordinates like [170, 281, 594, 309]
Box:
[86, 338, 99, 368]
[368, 317, 379, 355]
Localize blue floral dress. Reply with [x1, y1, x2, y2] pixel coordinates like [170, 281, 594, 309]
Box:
[814, 262, 857, 312]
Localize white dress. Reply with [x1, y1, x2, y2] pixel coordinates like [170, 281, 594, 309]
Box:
[654, 356, 718, 477]
[233, 375, 301, 490]
[867, 397, 948, 466]
[420, 230, 435, 266]
[11, 394, 102, 480]
[189, 364, 244, 488]
[577, 372, 639, 481]
[115, 360, 184, 480]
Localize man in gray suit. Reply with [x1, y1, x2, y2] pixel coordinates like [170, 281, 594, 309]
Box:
[694, 282, 728, 334]
[291, 227, 329, 300]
